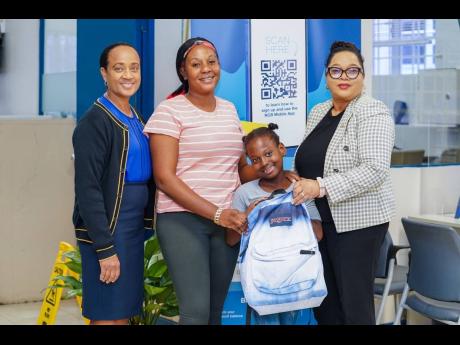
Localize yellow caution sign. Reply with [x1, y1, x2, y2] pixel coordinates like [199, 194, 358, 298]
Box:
[37, 241, 89, 325]
[241, 120, 268, 135]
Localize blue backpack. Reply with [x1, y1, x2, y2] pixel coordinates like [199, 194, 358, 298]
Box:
[238, 190, 327, 316]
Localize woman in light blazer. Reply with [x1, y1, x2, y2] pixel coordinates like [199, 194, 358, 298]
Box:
[291, 41, 395, 325]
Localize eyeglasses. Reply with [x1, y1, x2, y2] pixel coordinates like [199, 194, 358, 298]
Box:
[327, 66, 362, 80]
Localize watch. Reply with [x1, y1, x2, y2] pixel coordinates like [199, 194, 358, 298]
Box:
[316, 177, 326, 198]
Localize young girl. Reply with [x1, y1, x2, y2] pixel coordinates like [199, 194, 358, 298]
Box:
[231, 123, 323, 325]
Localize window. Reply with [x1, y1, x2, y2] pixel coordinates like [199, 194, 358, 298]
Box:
[41, 19, 77, 117]
[373, 19, 436, 76]
[373, 19, 460, 167]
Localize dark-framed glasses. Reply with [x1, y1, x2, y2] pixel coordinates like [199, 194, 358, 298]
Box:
[327, 66, 362, 80]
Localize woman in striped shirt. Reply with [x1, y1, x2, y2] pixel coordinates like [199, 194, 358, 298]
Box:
[144, 37, 258, 324]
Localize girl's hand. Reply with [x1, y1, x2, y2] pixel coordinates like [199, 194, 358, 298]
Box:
[246, 198, 267, 215]
[311, 220, 324, 241]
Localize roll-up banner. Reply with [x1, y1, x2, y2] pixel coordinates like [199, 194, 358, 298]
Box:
[251, 19, 307, 147]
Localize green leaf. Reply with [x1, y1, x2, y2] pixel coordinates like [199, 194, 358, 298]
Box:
[144, 236, 160, 259]
[165, 291, 178, 306]
[144, 285, 166, 296]
[160, 306, 179, 317]
[46, 283, 68, 290]
[61, 250, 81, 264]
[63, 289, 82, 299]
[64, 261, 82, 275]
[144, 302, 160, 314]
[52, 275, 82, 290]
[146, 260, 167, 278]
[129, 316, 140, 325]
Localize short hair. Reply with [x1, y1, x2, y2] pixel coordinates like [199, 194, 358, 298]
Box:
[242, 123, 280, 148]
[99, 42, 137, 69]
[325, 41, 365, 76]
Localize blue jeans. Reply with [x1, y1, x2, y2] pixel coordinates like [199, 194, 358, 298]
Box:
[254, 310, 301, 325]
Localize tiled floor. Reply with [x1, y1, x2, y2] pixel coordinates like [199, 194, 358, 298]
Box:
[0, 299, 85, 325]
[0, 299, 180, 325]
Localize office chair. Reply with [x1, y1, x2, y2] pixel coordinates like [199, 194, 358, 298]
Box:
[440, 148, 460, 163]
[393, 100, 408, 124]
[374, 231, 410, 325]
[394, 218, 460, 325]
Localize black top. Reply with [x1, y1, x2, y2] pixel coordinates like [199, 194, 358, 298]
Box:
[295, 107, 344, 222]
[72, 100, 155, 260]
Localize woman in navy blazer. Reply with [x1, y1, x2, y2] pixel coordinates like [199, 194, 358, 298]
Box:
[291, 41, 396, 324]
[73, 43, 154, 325]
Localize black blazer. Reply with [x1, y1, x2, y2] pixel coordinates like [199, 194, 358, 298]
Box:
[72, 100, 155, 260]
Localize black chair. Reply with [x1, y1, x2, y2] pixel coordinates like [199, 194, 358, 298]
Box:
[374, 231, 410, 324]
[393, 100, 408, 124]
[394, 218, 460, 325]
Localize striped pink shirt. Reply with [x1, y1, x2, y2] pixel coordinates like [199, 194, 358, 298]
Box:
[143, 95, 244, 213]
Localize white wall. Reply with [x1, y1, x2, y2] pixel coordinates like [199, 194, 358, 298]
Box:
[0, 19, 39, 115]
[154, 19, 183, 111]
[361, 19, 373, 97]
[435, 19, 460, 69]
[384, 165, 460, 324]
[389, 165, 460, 248]
[0, 117, 76, 304]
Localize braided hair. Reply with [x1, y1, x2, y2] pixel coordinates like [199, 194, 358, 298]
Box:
[242, 123, 280, 149]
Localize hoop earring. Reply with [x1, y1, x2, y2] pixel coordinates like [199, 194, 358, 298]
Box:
[104, 80, 108, 88]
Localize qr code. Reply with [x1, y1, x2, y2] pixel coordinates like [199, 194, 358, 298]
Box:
[260, 59, 297, 100]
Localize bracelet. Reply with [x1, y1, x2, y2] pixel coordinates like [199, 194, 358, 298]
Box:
[213, 207, 224, 225]
[316, 177, 326, 198]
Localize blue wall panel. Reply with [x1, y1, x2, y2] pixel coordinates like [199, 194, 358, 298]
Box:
[307, 19, 361, 113]
[77, 19, 139, 120]
[191, 19, 250, 121]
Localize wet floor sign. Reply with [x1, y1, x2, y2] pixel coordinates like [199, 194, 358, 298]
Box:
[37, 241, 89, 325]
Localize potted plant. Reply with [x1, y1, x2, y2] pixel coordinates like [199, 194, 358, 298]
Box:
[51, 235, 178, 325]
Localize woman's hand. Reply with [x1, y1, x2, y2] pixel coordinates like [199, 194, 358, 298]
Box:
[285, 171, 301, 183]
[292, 178, 320, 205]
[99, 254, 120, 284]
[219, 209, 248, 234]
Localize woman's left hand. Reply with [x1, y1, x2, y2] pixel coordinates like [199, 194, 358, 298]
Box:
[292, 178, 320, 205]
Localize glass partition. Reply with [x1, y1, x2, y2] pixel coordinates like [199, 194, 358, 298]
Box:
[373, 19, 460, 166]
[41, 19, 76, 117]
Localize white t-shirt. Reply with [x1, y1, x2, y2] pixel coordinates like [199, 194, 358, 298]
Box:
[232, 179, 321, 221]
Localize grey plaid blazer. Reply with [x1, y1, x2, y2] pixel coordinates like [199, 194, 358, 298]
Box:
[293, 93, 396, 233]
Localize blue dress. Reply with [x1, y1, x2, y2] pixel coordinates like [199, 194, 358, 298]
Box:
[79, 96, 151, 320]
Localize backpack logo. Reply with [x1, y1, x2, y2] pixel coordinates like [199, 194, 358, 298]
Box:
[269, 202, 293, 227]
